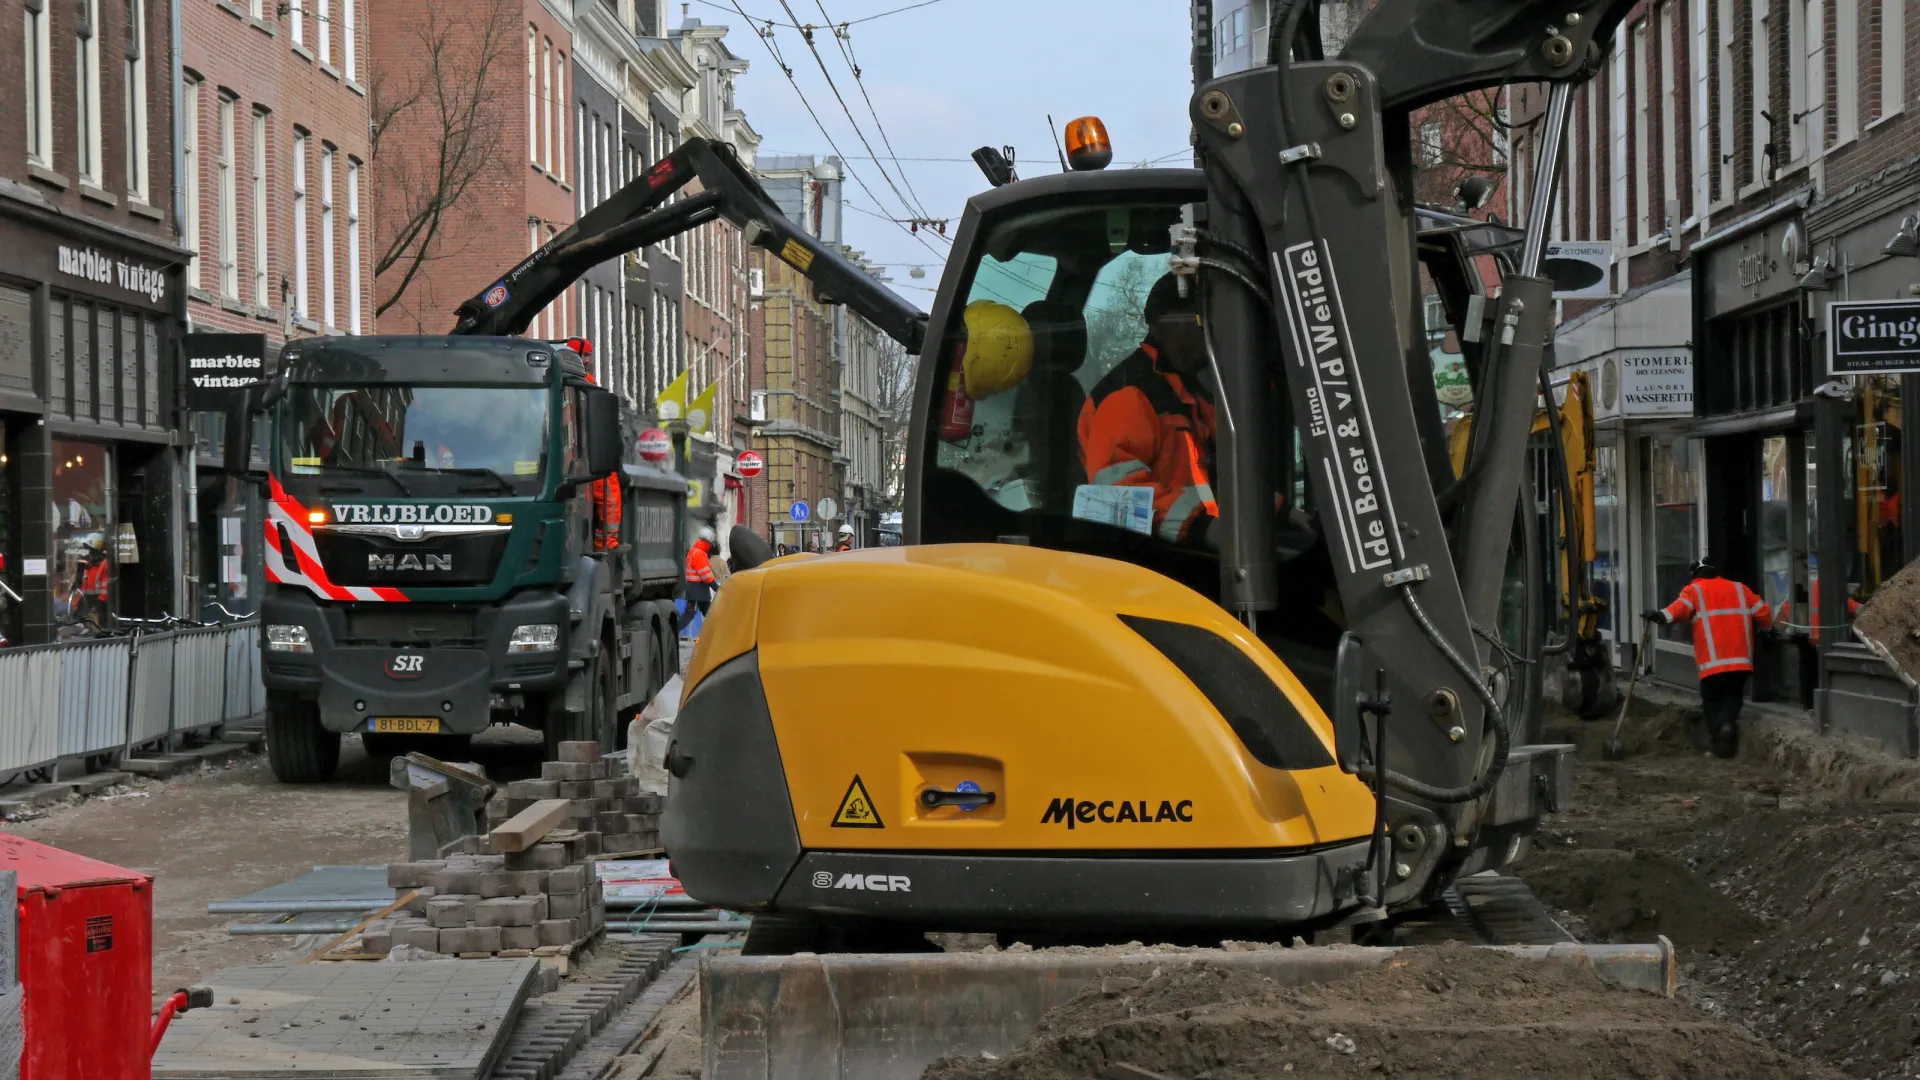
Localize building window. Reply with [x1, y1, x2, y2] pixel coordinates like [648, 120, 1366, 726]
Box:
[1692, 0, 1709, 214]
[1611, 38, 1627, 247]
[316, 0, 329, 65]
[578, 103, 589, 212]
[1837, 0, 1860, 140]
[1716, 0, 1735, 199]
[554, 54, 566, 183]
[347, 159, 361, 333]
[1417, 120, 1441, 167]
[249, 0, 262, 17]
[527, 27, 538, 164]
[184, 77, 200, 289]
[290, 0, 303, 47]
[293, 130, 309, 319]
[125, 0, 149, 200]
[218, 94, 237, 299]
[541, 39, 552, 172]
[1632, 20, 1649, 242]
[25, 0, 52, 166]
[1660, 2, 1678, 226]
[76, 0, 101, 186]
[1879, 0, 1906, 121]
[52, 441, 112, 632]
[252, 109, 268, 306]
[1786, 0, 1819, 161]
[321, 145, 336, 328]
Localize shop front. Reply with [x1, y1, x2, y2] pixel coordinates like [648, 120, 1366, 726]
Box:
[1690, 195, 1820, 705]
[0, 203, 186, 645]
[1552, 272, 1694, 682]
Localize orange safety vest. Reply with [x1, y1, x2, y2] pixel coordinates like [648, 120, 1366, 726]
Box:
[1076, 344, 1218, 544]
[583, 374, 621, 551]
[1664, 576, 1772, 676]
[684, 539, 716, 585]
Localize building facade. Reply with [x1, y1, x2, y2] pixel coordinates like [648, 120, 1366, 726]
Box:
[749, 246, 842, 552]
[370, 0, 577, 338]
[839, 254, 889, 545]
[1, 0, 187, 645]
[572, 1, 629, 387]
[181, 0, 374, 622]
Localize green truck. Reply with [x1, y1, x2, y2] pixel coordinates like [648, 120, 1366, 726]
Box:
[226, 139, 923, 782]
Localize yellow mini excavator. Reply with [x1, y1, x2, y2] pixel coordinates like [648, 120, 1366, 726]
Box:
[448, 0, 1639, 953]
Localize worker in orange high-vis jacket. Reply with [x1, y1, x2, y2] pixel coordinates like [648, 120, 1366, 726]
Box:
[581, 368, 622, 552]
[1642, 559, 1772, 759]
[681, 526, 718, 630]
[1078, 274, 1218, 547]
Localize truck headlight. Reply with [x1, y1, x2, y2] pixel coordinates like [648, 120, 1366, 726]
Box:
[507, 624, 560, 653]
[265, 625, 312, 653]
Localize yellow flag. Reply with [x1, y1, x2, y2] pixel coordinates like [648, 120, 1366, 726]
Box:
[656, 369, 689, 422]
[687, 381, 717, 436]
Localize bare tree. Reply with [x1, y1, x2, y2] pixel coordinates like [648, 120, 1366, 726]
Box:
[1410, 88, 1540, 212]
[873, 335, 917, 502]
[370, 0, 520, 326]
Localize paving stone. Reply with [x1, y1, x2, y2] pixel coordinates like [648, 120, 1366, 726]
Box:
[548, 893, 586, 921]
[587, 760, 611, 780]
[506, 843, 570, 871]
[624, 794, 665, 814]
[558, 780, 593, 800]
[400, 887, 436, 914]
[481, 869, 546, 898]
[399, 924, 441, 951]
[536, 919, 580, 946]
[508, 778, 561, 800]
[589, 778, 631, 799]
[388, 860, 448, 889]
[545, 864, 587, 895]
[557, 741, 602, 763]
[542, 761, 595, 781]
[447, 853, 508, 871]
[431, 866, 484, 895]
[475, 896, 546, 927]
[359, 921, 395, 957]
[426, 895, 479, 928]
[438, 925, 503, 954]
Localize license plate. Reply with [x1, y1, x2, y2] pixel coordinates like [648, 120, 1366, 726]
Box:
[369, 717, 441, 734]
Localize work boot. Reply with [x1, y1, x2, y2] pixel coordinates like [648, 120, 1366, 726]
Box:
[1710, 719, 1739, 760]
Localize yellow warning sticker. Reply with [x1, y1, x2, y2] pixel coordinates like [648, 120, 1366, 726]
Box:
[513, 460, 539, 475]
[779, 238, 816, 273]
[832, 775, 884, 829]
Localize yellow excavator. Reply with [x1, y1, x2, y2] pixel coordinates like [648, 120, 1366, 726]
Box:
[652, 0, 1636, 953]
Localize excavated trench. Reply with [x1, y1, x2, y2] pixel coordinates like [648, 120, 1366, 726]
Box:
[917, 697, 1920, 1080]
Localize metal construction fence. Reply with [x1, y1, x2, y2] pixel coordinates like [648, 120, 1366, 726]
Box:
[0, 621, 262, 778]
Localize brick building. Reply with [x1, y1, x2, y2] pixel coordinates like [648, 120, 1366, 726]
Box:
[1507, 0, 1920, 734]
[371, 0, 577, 338]
[179, 0, 374, 619]
[1, 0, 187, 644]
[749, 246, 842, 553]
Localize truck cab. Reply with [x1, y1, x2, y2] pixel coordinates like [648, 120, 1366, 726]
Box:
[233, 335, 681, 780]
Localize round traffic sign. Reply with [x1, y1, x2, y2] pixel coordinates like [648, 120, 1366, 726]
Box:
[737, 451, 764, 478]
[817, 497, 839, 521]
[637, 428, 671, 463]
[789, 501, 811, 523]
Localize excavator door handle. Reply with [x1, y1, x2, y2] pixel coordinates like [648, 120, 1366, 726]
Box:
[919, 787, 996, 810]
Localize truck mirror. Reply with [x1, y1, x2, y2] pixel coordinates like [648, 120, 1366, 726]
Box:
[585, 386, 622, 479]
[222, 386, 267, 483]
[728, 525, 774, 572]
[1331, 633, 1383, 774]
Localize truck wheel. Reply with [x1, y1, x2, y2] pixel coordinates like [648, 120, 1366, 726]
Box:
[543, 648, 616, 758]
[267, 695, 340, 783]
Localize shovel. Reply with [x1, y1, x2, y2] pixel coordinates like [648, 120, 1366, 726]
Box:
[1602, 659, 1641, 761]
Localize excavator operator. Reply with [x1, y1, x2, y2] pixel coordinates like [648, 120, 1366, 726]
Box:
[1077, 274, 1218, 547]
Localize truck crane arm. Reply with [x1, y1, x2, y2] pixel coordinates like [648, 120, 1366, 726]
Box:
[451, 137, 928, 354]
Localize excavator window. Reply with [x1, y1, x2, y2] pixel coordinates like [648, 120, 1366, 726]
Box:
[922, 192, 1222, 596]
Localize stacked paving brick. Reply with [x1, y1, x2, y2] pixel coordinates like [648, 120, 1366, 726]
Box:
[362, 741, 656, 959]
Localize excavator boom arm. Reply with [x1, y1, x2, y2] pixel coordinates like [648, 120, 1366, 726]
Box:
[451, 138, 927, 353]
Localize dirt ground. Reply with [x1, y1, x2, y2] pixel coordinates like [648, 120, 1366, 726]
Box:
[1850, 561, 1920, 676]
[605, 970, 704, 1080]
[5, 726, 547, 1006]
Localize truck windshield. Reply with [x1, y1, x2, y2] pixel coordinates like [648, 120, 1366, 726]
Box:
[280, 385, 548, 495]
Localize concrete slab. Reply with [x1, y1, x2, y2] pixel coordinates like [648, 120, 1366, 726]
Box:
[153, 957, 539, 1079]
[0, 785, 73, 819]
[64, 771, 130, 796]
[124, 741, 255, 777]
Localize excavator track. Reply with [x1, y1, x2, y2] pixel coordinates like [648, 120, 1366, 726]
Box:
[1388, 872, 1577, 946]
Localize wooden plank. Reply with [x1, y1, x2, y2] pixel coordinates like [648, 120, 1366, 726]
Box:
[489, 799, 572, 853]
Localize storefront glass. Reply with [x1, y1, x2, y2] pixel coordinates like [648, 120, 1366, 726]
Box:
[51, 440, 111, 635]
[1649, 436, 1700, 643]
[1760, 435, 1792, 615]
[1849, 376, 1903, 610]
[1593, 439, 1621, 645]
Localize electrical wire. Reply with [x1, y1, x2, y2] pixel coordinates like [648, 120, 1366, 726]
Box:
[813, 0, 934, 221]
[692, 0, 948, 29]
[773, 0, 929, 233]
[722, 0, 947, 262]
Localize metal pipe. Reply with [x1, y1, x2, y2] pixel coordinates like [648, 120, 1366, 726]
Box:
[226, 921, 364, 936]
[609, 920, 748, 934]
[1518, 82, 1576, 277]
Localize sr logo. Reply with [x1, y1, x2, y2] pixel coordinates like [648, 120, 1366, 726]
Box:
[386, 654, 425, 679]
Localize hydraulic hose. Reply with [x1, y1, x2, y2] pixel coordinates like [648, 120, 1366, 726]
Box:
[1536, 364, 1582, 655]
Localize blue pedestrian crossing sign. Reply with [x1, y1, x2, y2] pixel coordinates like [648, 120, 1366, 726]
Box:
[789, 501, 811, 523]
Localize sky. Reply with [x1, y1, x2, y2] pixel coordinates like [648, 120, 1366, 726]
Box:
[689, 0, 1197, 310]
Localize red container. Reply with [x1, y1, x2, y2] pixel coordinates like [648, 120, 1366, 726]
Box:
[0, 833, 153, 1080]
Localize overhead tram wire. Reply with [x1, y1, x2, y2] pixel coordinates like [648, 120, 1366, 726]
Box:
[773, 0, 930, 236]
[812, 0, 933, 221]
[723, 0, 947, 262]
[692, 0, 948, 29]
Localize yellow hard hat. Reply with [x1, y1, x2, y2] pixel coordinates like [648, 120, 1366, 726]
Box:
[960, 300, 1033, 399]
